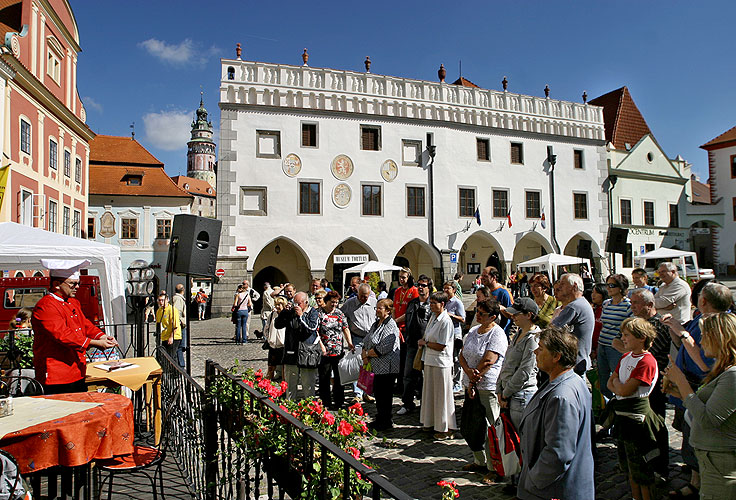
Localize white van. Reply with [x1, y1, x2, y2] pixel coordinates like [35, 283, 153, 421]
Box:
[635, 247, 714, 282]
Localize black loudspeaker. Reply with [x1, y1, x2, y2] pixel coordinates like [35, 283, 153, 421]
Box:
[166, 214, 222, 277]
[606, 227, 629, 254]
[576, 240, 592, 258]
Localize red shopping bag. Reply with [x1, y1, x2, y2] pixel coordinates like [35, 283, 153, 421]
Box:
[357, 362, 374, 395]
[488, 412, 522, 477]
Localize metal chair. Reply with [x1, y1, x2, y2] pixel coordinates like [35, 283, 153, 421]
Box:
[1, 373, 43, 397]
[95, 389, 178, 500]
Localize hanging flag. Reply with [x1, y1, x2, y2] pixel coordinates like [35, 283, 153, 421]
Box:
[506, 207, 513, 228]
[0, 165, 8, 213]
[474, 206, 481, 226]
[540, 208, 546, 229]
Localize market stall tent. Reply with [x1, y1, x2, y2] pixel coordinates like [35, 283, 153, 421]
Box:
[634, 247, 702, 280]
[0, 222, 127, 346]
[341, 260, 404, 287]
[516, 253, 591, 283]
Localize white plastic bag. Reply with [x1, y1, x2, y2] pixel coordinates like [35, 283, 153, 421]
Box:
[338, 348, 362, 385]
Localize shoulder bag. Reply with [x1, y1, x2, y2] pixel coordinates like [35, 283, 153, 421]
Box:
[297, 333, 322, 369]
[231, 295, 247, 324]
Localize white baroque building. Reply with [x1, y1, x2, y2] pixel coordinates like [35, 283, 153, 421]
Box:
[214, 53, 609, 315]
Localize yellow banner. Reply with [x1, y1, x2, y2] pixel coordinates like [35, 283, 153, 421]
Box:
[0, 165, 8, 213]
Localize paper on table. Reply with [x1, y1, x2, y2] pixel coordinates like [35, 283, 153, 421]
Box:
[0, 397, 102, 438]
[94, 363, 138, 373]
[86, 357, 161, 391]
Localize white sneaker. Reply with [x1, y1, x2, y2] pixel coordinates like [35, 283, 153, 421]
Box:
[396, 407, 409, 415]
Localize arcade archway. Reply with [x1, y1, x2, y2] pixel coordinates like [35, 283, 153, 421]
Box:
[459, 231, 505, 290]
[392, 239, 440, 286]
[252, 237, 311, 293]
[325, 238, 377, 296]
[512, 232, 553, 268]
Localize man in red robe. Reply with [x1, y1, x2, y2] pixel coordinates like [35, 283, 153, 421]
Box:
[32, 259, 118, 394]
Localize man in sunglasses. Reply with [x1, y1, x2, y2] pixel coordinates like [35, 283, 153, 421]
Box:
[32, 259, 118, 394]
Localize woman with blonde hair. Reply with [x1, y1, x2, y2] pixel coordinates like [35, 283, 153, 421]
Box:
[665, 313, 736, 498]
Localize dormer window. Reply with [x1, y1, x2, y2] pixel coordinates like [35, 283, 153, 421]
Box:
[46, 35, 64, 86]
[124, 175, 142, 186]
[206, 187, 213, 194]
[184, 183, 190, 190]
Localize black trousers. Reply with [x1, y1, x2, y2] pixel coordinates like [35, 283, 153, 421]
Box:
[373, 373, 396, 428]
[318, 355, 344, 408]
[401, 345, 423, 409]
[42, 378, 87, 395]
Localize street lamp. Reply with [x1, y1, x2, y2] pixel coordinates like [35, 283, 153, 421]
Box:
[127, 260, 155, 357]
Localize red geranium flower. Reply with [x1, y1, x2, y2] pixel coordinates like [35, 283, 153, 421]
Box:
[348, 402, 364, 416]
[338, 420, 354, 436]
[347, 446, 360, 460]
[321, 411, 335, 425]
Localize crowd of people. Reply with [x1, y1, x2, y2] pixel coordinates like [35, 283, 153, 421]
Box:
[233, 263, 736, 500]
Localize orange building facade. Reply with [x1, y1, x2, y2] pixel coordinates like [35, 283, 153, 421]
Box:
[0, 0, 93, 236]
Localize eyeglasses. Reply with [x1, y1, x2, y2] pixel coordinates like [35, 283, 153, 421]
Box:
[64, 281, 80, 288]
[417, 283, 429, 288]
[606, 283, 619, 288]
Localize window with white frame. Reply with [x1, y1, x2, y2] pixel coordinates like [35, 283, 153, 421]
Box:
[49, 139, 58, 170]
[156, 219, 172, 239]
[20, 190, 32, 226]
[64, 150, 71, 177]
[73, 210, 81, 238]
[510, 142, 524, 164]
[63, 206, 70, 235]
[299, 182, 320, 215]
[573, 193, 588, 220]
[525, 191, 541, 219]
[20, 119, 31, 155]
[477, 138, 490, 161]
[301, 123, 317, 148]
[573, 150, 584, 169]
[121, 218, 138, 239]
[362, 184, 382, 216]
[620, 199, 632, 225]
[48, 200, 57, 232]
[459, 188, 475, 218]
[47, 50, 61, 84]
[360, 125, 381, 151]
[643, 201, 655, 226]
[75, 158, 82, 183]
[492, 189, 508, 218]
[406, 186, 425, 217]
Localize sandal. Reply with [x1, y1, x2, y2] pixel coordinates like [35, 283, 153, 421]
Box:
[433, 431, 452, 440]
[668, 483, 699, 499]
[481, 471, 499, 485]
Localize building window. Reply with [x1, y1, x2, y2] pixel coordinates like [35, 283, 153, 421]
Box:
[573, 193, 588, 220]
[156, 219, 172, 239]
[301, 123, 317, 148]
[623, 244, 633, 268]
[299, 182, 320, 214]
[47, 50, 61, 84]
[48, 200, 57, 232]
[669, 203, 679, 228]
[63, 206, 70, 235]
[121, 218, 138, 239]
[492, 189, 508, 218]
[75, 158, 82, 183]
[477, 138, 490, 161]
[20, 119, 31, 154]
[733, 197, 736, 221]
[227, 66, 235, 80]
[525, 191, 541, 219]
[620, 199, 632, 225]
[510, 142, 524, 164]
[731, 155, 736, 178]
[459, 188, 475, 218]
[407, 186, 425, 217]
[20, 190, 32, 226]
[574, 150, 584, 169]
[402, 140, 421, 166]
[49, 139, 58, 170]
[125, 175, 142, 186]
[643, 201, 655, 226]
[64, 150, 71, 177]
[362, 184, 382, 216]
[360, 126, 381, 151]
[73, 210, 81, 238]
[240, 187, 267, 215]
[256, 130, 281, 158]
[87, 216, 95, 239]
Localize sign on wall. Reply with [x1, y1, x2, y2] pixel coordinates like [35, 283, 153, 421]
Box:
[334, 254, 369, 264]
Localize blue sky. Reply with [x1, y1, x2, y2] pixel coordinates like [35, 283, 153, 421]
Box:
[74, 1, 736, 181]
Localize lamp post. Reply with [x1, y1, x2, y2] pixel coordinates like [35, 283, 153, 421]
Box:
[126, 260, 155, 357]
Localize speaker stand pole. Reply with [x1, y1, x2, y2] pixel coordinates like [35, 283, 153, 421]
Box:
[185, 273, 192, 376]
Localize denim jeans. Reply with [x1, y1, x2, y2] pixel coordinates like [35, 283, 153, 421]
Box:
[176, 326, 187, 368]
[235, 310, 249, 343]
[597, 344, 623, 399]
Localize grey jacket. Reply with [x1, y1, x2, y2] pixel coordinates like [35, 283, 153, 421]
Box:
[363, 318, 400, 375]
[497, 329, 539, 399]
[518, 370, 594, 500]
[683, 366, 736, 451]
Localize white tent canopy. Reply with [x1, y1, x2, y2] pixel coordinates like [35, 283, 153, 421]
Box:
[635, 247, 698, 278]
[0, 222, 127, 345]
[636, 247, 696, 261]
[517, 253, 591, 283]
[342, 260, 403, 287]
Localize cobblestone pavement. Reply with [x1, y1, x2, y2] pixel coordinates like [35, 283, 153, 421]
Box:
[189, 316, 692, 499]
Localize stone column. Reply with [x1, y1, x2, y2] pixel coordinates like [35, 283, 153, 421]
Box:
[211, 256, 249, 318]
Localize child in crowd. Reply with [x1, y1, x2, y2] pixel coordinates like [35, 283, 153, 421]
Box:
[606, 317, 667, 500]
[8, 308, 32, 331]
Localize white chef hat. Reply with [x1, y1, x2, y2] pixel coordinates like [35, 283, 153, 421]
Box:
[40, 259, 91, 280]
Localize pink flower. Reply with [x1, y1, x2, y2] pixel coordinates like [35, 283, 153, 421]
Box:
[347, 446, 360, 460]
[321, 411, 335, 425]
[337, 420, 354, 436]
[280, 380, 288, 391]
[348, 402, 364, 416]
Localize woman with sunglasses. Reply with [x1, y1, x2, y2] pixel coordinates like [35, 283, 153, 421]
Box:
[597, 274, 632, 399]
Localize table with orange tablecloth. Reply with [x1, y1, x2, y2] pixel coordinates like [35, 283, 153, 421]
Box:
[85, 357, 162, 444]
[0, 392, 134, 474]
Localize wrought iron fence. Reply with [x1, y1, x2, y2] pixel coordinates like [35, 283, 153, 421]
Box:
[203, 360, 416, 500]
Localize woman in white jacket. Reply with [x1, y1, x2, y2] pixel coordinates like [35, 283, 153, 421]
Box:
[419, 291, 457, 440]
[264, 297, 287, 380]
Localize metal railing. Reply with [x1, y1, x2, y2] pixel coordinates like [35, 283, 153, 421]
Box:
[203, 360, 415, 500]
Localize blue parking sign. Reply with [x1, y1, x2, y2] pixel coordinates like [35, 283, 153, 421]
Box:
[450, 252, 457, 263]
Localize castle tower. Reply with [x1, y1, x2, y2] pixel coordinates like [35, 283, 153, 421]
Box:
[187, 93, 216, 188]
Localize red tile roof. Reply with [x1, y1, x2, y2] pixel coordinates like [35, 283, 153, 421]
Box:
[451, 77, 479, 88]
[0, 0, 22, 42]
[589, 87, 652, 151]
[700, 125, 736, 150]
[89, 135, 163, 166]
[171, 176, 216, 198]
[691, 177, 712, 204]
[89, 135, 190, 198]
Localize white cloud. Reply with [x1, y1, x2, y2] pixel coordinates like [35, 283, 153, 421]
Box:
[138, 38, 219, 66]
[142, 110, 191, 151]
[82, 96, 103, 113]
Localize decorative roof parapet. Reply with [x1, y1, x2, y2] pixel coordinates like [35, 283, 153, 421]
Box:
[220, 59, 606, 141]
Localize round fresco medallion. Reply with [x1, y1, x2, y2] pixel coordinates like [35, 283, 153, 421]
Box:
[380, 159, 398, 182]
[282, 153, 302, 177]
[332, 183, 352, 209]
[331, 155, 354, 180]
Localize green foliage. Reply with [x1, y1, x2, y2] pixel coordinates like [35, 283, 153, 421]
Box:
[0, 331, 34, 368]
[365, 273, 380, 294]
